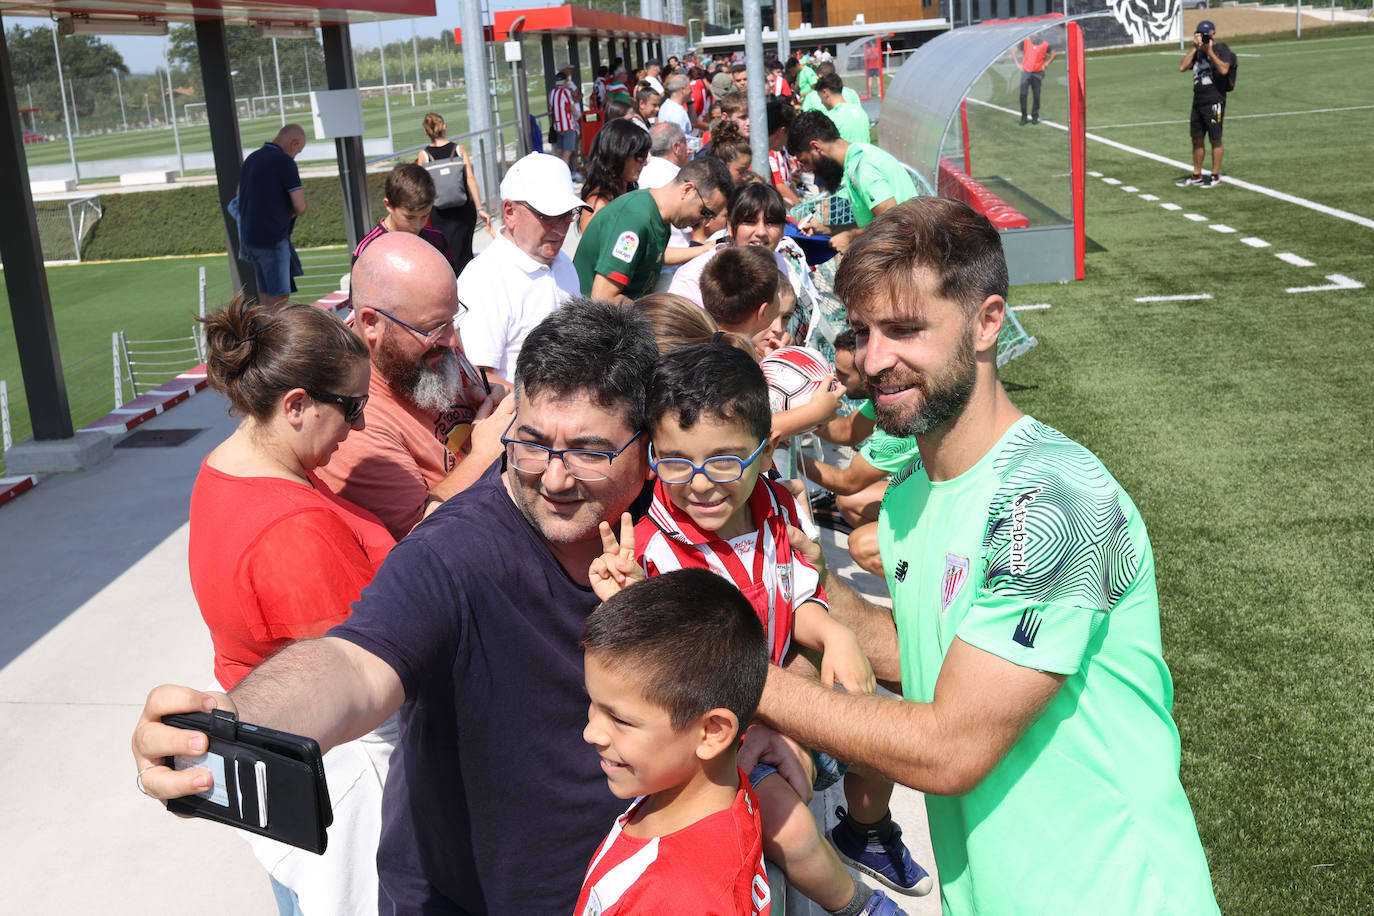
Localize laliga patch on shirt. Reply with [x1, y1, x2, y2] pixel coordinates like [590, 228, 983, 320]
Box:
[611, 231, 640, 263]
[941, 553, 969, 612]
[581, 891, 603, 916]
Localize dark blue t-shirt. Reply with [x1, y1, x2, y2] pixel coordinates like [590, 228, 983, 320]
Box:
[328, 459, 622, 914]
[239, 142, 302, 248]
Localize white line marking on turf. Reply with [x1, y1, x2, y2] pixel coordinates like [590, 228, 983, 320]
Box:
[1184, 213, 1208, 222]
[1088, 170, 1102, 177]
[1101, 177, 1121, 185]
[966, 98, 1374, 230]
[1210, 224, 1237, 233]
[1240, 237, 1271, 248]
[1276, 252, 1316, 267]
[1122, 185, 1138, 192]
[1160, 202, 1182, 211]
[1286, 274, 1364, 294]
[1091, 105, 1374, 130]
[1139, 193, 1159, 201]
[1011, 303, 1053, 311]
[1134, 294, 1214, 303]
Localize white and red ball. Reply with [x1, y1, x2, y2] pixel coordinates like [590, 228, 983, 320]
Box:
[760, 345, 833, 414]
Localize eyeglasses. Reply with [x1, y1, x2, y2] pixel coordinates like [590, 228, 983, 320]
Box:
[517, 201, 580, 227]
[649, 440, 768, 485]
[373, 307, 462, 344]
[500, 418, 644, 482]
[692, 185, 718, 222]
[307, 390, 369, 424]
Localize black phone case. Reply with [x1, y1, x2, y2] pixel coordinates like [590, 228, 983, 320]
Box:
[163, 709, 333, 854]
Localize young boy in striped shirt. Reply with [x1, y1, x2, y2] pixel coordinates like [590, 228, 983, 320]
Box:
[578, 570, 771, 916]
[591, 343, 929, 916]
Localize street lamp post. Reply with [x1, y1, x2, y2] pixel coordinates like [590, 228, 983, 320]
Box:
[113, 67, 129, 132]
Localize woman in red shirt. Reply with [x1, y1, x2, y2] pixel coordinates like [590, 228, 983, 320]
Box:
[190, 295, 395, 915]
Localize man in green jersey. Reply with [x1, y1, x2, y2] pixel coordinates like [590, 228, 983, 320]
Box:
[786, 111, 917, 252]
[574, 157, 733, 304]
[802, 62, 861, 113]
[754, 198, 1220, 914]
[816, 73, 872, 145]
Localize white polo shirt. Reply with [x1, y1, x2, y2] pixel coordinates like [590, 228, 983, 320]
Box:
[456, 231, 579, 379]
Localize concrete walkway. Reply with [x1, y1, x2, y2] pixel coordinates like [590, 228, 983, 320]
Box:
[0, 389, 940, 914]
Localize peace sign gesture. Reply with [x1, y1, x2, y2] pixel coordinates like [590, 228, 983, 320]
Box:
[589, 512, 646, 601]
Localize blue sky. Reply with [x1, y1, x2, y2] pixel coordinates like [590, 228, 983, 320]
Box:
[7, 0, 560, 74]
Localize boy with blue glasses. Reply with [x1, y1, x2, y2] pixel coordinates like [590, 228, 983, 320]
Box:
[591, 342, 930, 916]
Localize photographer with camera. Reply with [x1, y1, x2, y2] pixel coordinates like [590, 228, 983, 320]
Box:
[1177, 20, 1236, 188]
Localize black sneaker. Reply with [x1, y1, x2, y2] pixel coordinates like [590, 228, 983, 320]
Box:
[1203, 173, 1223, 187]
[1176, 173, 1203, 187]
[1019, 116, 1029, 125]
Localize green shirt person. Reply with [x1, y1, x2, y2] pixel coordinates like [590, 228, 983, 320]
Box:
[786, 110, 917, 251]
[815, 73, 871, 144]
[796, 62, 818, 100]
[802, 83, 860, 113]
[754, 197, 1221, 916]
[573, 159, 733, 303]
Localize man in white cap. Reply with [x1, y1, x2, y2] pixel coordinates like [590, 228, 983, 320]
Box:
[456, 153, 585, 387]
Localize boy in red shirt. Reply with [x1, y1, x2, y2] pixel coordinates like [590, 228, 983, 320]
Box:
[578, 570, 772, 915]
[591, 344, 930, 916]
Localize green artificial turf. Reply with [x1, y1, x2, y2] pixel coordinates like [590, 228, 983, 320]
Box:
[3, 32, 1373, 909]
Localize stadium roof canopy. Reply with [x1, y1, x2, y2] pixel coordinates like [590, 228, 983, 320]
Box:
[0, 0, 432, 26]
[455, 6, 687, 42]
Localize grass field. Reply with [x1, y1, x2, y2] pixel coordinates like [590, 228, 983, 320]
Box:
[3, 27, 1373, 911]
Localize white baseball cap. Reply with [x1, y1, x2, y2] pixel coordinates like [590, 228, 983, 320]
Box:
[500, 153, 587, 216]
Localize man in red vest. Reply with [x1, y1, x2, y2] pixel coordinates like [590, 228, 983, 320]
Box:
[1013, 36, 1056, 125]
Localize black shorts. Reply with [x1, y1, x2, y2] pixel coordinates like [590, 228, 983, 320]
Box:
[1190, 99, 1225, 142]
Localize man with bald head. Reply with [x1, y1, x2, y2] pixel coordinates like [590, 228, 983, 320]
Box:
[237, 123, 307, 308]
[315, 232, 508, 538]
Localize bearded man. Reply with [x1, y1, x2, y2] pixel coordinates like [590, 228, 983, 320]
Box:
[755, 198, 1221, 914]
[316, 232, 509, 538]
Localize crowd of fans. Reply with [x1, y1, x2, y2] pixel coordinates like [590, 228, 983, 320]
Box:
[130, 42, 1221, 916]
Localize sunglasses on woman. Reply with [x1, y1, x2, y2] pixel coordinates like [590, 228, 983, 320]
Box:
[307, 390, 369, 424]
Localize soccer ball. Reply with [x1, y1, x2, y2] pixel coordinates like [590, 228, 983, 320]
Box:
[760, 345, 833, 414]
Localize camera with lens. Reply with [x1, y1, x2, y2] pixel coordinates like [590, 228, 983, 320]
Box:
[1201, 33, 1212, 44]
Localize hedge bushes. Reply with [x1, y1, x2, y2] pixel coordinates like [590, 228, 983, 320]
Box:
[82, 172, 388, 260]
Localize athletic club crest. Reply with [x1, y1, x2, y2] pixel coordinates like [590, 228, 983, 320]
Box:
[941, 554, 969, 612]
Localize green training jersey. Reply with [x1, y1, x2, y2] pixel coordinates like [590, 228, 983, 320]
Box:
[574, 189, 669, 300]
[825, 101, 872, 145]
[857, 400, 917, 473]
[802, 85, 861, 112]
[879, 416, 1218, 916]
[840, 142, 917, 228]
[797, 65, 818, 99]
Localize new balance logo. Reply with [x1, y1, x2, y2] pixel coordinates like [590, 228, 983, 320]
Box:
[894, 560, 909, 582]
[1013, 608, 1043, 648]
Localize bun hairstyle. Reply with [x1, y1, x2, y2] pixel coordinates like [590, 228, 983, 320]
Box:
[632, 292, 756, 357]
[200, 295, 368, 422]
[707, 119, 751, 168]
[422, 112, 447, 140]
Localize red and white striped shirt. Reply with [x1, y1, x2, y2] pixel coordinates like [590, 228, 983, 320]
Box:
[636, 476, 825, 665]
[575, 769, 771, 916]
[550, 84, 579, 133]
[768, 149, 794, 189]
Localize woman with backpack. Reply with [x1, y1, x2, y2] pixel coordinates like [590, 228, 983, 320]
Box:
[417, 112, 492, 273]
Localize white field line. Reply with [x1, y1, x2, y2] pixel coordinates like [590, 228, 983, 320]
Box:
[1091, 104, 1374, 131]
[1286, 274, 1365, 294]
[1276, 252, 1316, 267]
[1209, 224, 1237, 233]
[1122, 185, 1139, 192]
[1134, 293, 1214, 302]
[1011, 303, 1053, 311]
[1240, 237, 1271, 248]
[965, 98, 1374, 231]
[1102, 176, 1121, 185]
[1160, 202, 1183, 210]
[1184, 213, 1209, 222]
[1139, 193, 1160, 201]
